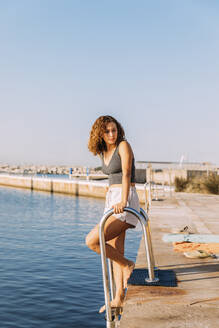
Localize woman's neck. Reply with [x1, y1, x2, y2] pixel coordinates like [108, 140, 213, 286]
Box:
[106, 143, 117, 152]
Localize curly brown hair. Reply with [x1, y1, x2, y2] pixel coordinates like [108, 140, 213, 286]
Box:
[88, 115, 125, 155]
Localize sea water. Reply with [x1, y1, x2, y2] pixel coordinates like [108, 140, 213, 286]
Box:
[0, 186, 142, 328]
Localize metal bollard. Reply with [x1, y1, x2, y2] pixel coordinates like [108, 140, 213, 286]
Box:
[99, 207, 158, 328]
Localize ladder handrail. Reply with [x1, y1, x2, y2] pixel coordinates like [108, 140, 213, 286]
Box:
[99, 207, 158, 327]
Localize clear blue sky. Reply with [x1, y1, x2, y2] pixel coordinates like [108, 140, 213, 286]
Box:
[1, 1, 219, 167]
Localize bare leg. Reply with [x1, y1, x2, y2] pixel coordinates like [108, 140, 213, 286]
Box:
[86, 216, 135, 312]
[86, 215, 134, 268]
[99, 231, 126, 313]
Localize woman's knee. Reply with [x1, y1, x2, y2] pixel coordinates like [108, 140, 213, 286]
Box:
[85, 232, 99, 252]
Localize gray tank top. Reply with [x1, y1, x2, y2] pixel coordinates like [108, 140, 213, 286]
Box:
[101, 143, 135, 186]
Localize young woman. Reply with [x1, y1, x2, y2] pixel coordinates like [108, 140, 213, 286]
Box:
[86, 115, 140, 313]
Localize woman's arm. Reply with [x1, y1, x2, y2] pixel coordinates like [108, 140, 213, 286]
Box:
[113, 141, 133, 214]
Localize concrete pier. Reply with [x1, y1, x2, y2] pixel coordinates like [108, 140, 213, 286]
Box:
[120, 192, 219, 328]
[0, 174, 150, 204]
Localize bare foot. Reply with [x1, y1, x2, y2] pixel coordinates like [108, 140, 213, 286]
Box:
[123, 261, 135, 289]
[99, 299, 124, 313]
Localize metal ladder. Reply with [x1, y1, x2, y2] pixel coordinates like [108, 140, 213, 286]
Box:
[99, 207, 158, 328]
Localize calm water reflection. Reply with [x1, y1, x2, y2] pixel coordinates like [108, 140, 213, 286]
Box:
[0, 186, 141, 328]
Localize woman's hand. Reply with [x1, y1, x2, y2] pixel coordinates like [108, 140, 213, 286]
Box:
[113, 202, 126, 214]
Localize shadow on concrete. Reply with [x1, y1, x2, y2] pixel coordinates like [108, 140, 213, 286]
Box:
[159, 261, 219, 268]
[174, 263, 219, 276]
[179, 275, 219, 283]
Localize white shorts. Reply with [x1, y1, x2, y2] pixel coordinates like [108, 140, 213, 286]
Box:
[104, 186, 140, 228]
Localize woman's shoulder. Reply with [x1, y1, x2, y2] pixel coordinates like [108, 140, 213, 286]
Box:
[118, 140, 133, 154]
